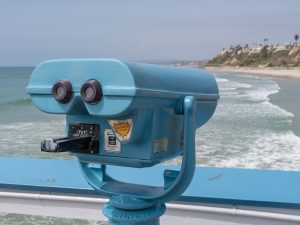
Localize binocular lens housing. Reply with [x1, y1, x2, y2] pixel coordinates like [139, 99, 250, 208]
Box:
[80, 80, 103, 104]
[52, 80, 73, 103]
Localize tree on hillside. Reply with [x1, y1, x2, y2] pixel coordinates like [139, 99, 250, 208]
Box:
[295, 34, 299, 44]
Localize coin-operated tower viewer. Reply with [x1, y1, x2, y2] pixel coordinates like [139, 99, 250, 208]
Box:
[27, 59, 219, 225]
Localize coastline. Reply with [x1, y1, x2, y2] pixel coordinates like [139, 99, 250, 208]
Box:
[206, 66, 300, 79]
[209, 67, 300, 138]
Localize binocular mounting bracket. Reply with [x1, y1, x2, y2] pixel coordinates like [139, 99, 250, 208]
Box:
[79, 96, 197, 225]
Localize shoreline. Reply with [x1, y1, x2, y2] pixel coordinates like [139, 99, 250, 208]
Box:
[210, 67, 300, 138]
[206, 66, 300, 79]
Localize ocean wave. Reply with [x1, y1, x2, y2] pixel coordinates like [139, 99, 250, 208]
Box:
[0, 98, 32, 107]
[234, 74, 265, 80]
[196, 74, 299, 171]
[217, 78, 252, 92]
[217, 74, 280, 103]
[216, 78, 229, 82]
[198, 130, 300, 171]
[0, 120, 71, 159]
[241, 82, 280, 102]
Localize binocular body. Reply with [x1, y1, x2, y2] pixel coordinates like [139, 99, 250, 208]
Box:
[27, 59, 219, 168]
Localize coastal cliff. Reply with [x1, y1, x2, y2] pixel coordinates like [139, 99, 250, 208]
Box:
[207, 43, 300, 67]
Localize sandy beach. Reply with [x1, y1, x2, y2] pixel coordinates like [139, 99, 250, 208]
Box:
[206, 66, 300, 79]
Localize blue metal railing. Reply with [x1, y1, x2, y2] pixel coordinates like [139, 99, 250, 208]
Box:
[0, 156, 300, 208]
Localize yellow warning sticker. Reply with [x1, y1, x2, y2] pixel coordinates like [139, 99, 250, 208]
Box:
[108, 119, 133, 142]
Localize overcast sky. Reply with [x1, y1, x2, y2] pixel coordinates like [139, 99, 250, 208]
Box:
[0, 0, 299, 66]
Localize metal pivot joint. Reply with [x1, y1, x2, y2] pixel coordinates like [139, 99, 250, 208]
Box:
[79, 96, 197, 225]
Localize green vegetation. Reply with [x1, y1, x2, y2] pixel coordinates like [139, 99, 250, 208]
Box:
[295, 34, 299, 44]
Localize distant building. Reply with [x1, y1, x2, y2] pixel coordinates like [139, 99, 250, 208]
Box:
[237, 49, 243, 55]
[274, 43, 292, 52]
[220, 48, 227, 55]
[248, 45, 263, 54]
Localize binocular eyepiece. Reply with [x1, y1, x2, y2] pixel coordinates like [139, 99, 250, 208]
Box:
[80, 79, 103, 104]
[52, 80, 73, 103]
[52, 79, 103, 104]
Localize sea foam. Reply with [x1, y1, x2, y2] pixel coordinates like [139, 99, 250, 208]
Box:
[197, 73, 300, 171]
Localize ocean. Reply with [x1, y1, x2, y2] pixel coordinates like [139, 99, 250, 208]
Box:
[0, 67, 300, 223]
[0, 67, 299, 170]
